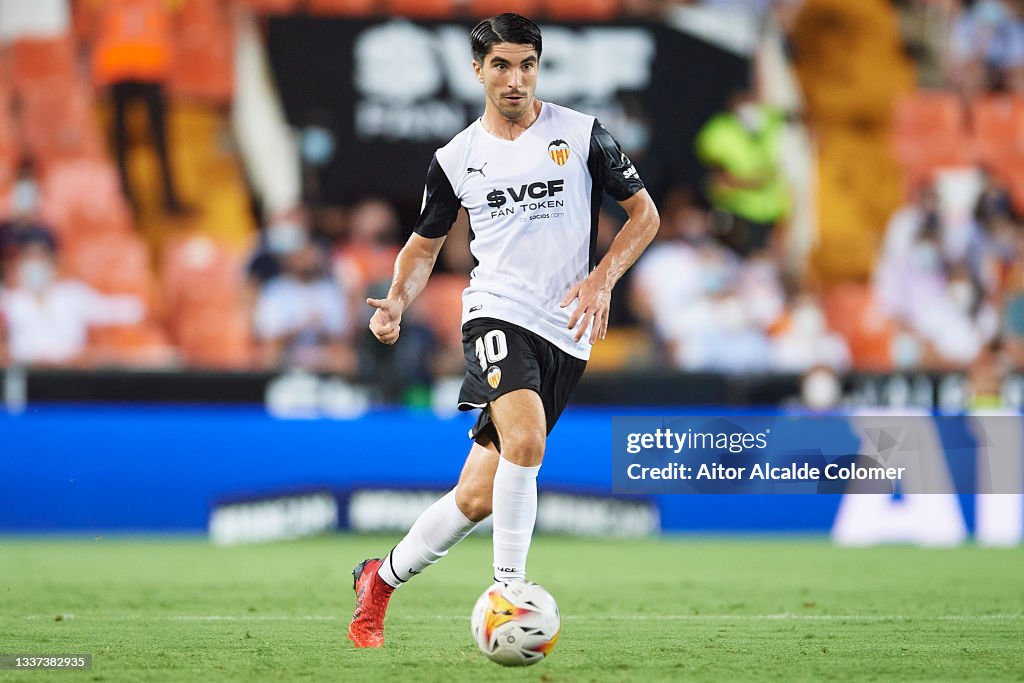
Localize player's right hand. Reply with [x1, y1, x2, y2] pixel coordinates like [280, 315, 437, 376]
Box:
[367, 297, 403, 345]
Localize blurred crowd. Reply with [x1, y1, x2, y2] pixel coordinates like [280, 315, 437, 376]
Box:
[4, 0, 1024, 391]
[900, 0, 1024, 97]
[628, 0, 1024, 383]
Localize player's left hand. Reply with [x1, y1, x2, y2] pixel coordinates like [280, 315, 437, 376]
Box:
[560, 274, 611, 344]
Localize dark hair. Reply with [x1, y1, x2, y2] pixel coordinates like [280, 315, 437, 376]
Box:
[14, 226, 58, 254]
[470, 13, 542, 65]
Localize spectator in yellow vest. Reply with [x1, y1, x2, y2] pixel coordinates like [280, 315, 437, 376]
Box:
[695, 89, 791, 256]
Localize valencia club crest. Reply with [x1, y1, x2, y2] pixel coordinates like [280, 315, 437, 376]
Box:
[547, 139, 570, 166]
[487, 365, 502, 389]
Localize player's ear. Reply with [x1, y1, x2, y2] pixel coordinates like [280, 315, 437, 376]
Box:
[472, 60, 484, 83]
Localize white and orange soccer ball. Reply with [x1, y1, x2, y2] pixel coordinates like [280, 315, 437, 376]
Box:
[470, 579, 561, 666]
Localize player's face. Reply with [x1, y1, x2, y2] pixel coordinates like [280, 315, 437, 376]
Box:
[474, 43, 539, 122]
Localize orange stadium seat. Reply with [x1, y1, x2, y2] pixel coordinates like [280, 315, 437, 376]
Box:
[171, 0, 234, 103]
[70, 0, 97, 43]
[993, 158, 1024, 215]
[55, 205, 135, 251]
[66, 227, 171, 368]
[0, 84, 15, 150]
[822, 283, 896, 372]
[467, 0, 541, 18]
[384, 0, 455, 18]
[40, 159, 132, 239]
[10, 36, 77, 94]
[173, 304, 254, 369]
[161, 235, 253, 369]
[0, 86, 17, 192]
[87, 321, 176, 368]
[543, 0, 619, 21]
[305, 0, 379, 16]
[161, 235, 244, 309]
[892, 91, 972, 188]
[413, 273, 468, 348]
[19, 83, 106, 169]
[63, 232, 156, 304]
[237, 0, 300, 13]
[971, 95, 1024, 171]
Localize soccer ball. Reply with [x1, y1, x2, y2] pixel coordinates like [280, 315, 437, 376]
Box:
[470, 579, 560, 666]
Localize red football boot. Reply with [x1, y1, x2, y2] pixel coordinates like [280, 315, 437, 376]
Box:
[347, 558, 395, 648]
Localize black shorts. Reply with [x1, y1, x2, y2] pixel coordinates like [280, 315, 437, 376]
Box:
[458, 317, 587, 447]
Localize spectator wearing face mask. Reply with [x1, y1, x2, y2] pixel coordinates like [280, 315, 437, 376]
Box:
[966, 177, 1019, 298]
[695, 89, 791, 256]
[0, 229, 144, 366]
[246, 209, 315, 286]
[934, 264, 1000, 365]
[252, 240, 353, 374]
[0, 158, 53, 284]
[631, 188, 774, 372]
[875, 183, 945, 323]
[877, 201, 997, 367]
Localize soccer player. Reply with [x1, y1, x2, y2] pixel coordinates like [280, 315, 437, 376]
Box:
[348, 13, 660, 648]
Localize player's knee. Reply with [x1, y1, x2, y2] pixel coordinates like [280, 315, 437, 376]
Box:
[455, 485, 492, 522]
[500, 429, 546, 467]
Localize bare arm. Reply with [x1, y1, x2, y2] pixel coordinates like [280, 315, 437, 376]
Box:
[366, 232, 446, 345]
[561, 188, 660, 343]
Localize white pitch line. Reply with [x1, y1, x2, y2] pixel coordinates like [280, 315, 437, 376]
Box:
[16, 613, 1023, 622]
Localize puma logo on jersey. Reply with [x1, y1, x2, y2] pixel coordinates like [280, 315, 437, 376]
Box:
[467, 163, 487, 178]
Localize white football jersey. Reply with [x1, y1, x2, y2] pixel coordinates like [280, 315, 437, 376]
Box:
[413, 101, 644, 360]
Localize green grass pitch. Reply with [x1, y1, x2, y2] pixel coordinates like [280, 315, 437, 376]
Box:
[1, 535, 1021, 682]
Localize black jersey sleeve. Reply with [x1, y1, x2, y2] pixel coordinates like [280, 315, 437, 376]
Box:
[587, 119, 645, 202]
[412, 154, 461, 239]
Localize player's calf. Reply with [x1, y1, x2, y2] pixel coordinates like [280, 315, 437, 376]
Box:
[455, 486, 492, 521]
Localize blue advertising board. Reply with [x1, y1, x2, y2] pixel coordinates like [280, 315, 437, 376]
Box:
[1, 405, 1018, 541]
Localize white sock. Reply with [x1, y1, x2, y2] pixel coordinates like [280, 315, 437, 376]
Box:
[492, 456, 540, 582]
[377, 488, 476, 589]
